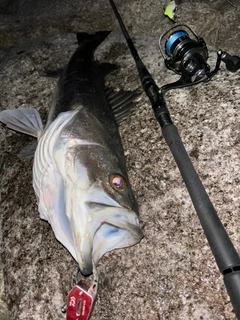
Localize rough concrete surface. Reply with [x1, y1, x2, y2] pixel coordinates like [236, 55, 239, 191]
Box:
[0, 0, 240, 319]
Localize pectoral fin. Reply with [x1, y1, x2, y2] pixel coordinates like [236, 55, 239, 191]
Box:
[0, 108, 43, 138]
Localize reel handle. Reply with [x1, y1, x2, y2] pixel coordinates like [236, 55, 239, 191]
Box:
[221, 51, 240, 72]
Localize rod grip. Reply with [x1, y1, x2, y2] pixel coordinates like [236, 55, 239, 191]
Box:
[162, 123, 240, 318]
[162, 123, 240, 271]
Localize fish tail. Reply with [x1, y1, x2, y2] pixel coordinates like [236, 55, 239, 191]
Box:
[76, 31, 111, 53]
[0, 108, 43, 138]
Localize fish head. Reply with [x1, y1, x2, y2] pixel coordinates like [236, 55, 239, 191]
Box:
[34, 110, 143, 276]
[61, 142, 143, 276]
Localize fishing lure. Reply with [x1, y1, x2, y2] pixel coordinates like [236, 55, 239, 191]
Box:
[164, 0, 237, 21]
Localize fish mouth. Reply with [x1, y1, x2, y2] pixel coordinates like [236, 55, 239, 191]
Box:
[92, 216, 143, 263]
[73, 203, 143, 276]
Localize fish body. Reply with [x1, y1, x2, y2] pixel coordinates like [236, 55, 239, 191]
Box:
[0, 31, 143, 276]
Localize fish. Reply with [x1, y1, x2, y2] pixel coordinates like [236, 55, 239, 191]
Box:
[0, 31, 143, 276]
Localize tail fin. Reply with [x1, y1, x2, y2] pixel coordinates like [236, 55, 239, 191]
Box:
[0, 108, 43, 138]
[76, 31, 111, 53]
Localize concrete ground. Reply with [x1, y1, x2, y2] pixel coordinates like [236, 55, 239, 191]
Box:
[0, 0, 240, 319]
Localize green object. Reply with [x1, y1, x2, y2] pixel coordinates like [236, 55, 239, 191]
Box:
[164, 0, 177, 20]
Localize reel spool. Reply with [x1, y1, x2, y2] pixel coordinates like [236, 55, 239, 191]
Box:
[159, 24, 210, 83]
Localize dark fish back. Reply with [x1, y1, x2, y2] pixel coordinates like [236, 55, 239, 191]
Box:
[46, 31, 115, 128]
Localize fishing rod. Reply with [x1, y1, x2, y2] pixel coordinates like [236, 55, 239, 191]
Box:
[109, 0, 240, 318]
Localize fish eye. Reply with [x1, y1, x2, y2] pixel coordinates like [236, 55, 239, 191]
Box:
[110, 174, 126, 191]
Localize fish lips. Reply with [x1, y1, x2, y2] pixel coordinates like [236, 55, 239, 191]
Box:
[73, 203, 143, 276]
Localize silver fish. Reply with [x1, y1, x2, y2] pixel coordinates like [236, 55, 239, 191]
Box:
[0, 31, 143, 275]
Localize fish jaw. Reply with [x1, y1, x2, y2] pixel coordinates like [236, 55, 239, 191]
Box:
[62, 179, 143, 276]
[78, 188, 143, 274]
[91, 206, 143, 268]
[65, 203, 143, 276]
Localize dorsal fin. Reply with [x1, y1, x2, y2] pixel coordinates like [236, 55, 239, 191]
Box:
[106, 88, 141, 124]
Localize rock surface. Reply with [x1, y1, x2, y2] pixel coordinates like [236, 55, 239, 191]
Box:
[0, 0, 240, 319]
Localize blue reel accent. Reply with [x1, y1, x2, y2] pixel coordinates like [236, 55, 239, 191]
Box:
[165, 31, 189, 56]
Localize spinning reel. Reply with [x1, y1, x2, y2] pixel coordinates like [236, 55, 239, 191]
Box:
[159, 24, 240, 92]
